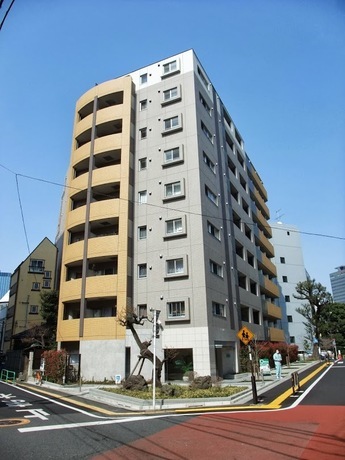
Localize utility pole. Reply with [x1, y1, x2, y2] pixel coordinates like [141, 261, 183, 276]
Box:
[150, 308, 161, 411]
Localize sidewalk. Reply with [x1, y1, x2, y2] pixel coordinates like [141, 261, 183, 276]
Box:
[21, 360, 317, 412]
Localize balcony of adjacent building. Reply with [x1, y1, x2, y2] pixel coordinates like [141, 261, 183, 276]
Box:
[267, 326, 285, 342]
[259, 274, 280, 298]
[263, 301, 282, 321]
[252, 188, 270, 219]
[248, 167, 267, 201]
[254, 229, 275, 258]
[257, 252, 277, 278]
[252, 206, 272, 239]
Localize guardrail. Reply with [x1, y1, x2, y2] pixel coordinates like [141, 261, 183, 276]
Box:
[0, 369, 16, 385]
[291, 371, 300, 394]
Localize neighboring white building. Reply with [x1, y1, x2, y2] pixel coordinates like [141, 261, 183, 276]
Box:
[271, 222, 308, 352]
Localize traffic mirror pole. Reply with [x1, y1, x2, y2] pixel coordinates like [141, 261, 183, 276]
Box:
[248, 344, 258, 404]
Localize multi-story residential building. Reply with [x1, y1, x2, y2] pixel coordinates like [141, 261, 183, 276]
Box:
[330, 266, 345, 303]
[4, 237, 58, 352]
[271, 222, 308, 351]
[57, 50, 283, 381]
[0, 291, 9, 352]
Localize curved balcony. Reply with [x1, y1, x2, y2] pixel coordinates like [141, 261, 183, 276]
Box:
[92, 164, 121, 187]
[67, 206, 87, 230]
[88, 235, 119, 259]
[85, 274, 118, 298]
[84, 317, 125, 340]
[63, 240, 84, 265]
[90, 198, 120, 221]
[74, 105, 125, 140]
[57, 319, 80, 341]
[70, 173, 89, 195]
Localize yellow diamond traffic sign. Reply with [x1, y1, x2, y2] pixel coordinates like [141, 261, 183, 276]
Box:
[237, 326, 254, 345]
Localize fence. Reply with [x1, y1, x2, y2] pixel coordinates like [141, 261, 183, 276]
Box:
[0, 369, 16, 384]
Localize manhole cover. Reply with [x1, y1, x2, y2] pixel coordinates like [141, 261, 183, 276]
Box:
[0, 418, 30, 427]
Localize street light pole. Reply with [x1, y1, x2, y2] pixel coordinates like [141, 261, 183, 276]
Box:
[151, 308, 160, 411]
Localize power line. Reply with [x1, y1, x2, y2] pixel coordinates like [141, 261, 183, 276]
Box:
[0, 0, 15, 31]
[1, 162, 344, 242]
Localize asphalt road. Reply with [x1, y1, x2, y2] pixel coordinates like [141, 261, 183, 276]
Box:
[1, 360, 344, 459]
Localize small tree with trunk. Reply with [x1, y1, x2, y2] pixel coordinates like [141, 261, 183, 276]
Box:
[117, 307, 177, 388]
[294, 278, 332, 358]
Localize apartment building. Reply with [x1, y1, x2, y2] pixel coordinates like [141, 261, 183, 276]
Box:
[57, 50, 283, 381]
[271, 222, 308, 351]
[4, 237, 58, 352]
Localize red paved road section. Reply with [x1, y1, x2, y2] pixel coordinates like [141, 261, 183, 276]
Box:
[92, 405, 345, 460]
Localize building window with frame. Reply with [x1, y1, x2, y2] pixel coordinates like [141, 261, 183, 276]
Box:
[29, 305, 39, 314]
[137, 304, 147, 317]
[140, 127, 147, 139]
[167, 300, 186, 318]
[287, 315, 293, 323]
[43, 270, 52, 279]
[138, 225, 147, 240]
[285, 295, 290, 302]
[166, 257, 185, 277]
[162, 115, 182, 134]
[207, 221, 220, 240]
[138, 264, 147, 279]
[201, 121, 213, 143]
[205, 185, 218, 205]
[197, 66, 209, 88]
[162, 86, 181, 104]
[210, 260, 223, 277]
[203, 151, 215, 173]
[32, 282, 40, 291]
[199, 92, 211, 116]
[138, 190, 147, 204]
[42, 279, 51, 288]
[212, 301, 225, 317]
[164, 180, 183, 199]
[140, 99, 148, 111]
[162, 60, 179, 77]
[163, 146, 183, 165]
[282, 275, 288, 283]
[140, 73, 148, 84]
[29, 259, 45, 273]
[166, 217, 183, 236]
[139, 157, 147, 170]
[280, 257, 286, 264]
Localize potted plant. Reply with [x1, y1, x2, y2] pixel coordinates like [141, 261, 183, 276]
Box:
[175, 359, 194, 381]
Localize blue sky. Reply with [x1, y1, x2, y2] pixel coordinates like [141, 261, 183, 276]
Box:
[0, 0, 344, 291]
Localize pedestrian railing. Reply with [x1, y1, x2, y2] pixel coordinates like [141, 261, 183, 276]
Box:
[291, 371, 300, 394]
[0, 369, 16, 385]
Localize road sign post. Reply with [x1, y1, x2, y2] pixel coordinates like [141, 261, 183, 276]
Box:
[237, 326, 258, 404]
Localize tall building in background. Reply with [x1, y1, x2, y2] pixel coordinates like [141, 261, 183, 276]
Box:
[330, 266, 345, 303]
[0, 272, 11, 299]
[57, 50, 283, 381]
[271, 222, 308, 352]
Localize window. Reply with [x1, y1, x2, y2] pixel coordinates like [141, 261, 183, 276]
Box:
[29, 259, 44, 273]
[138, 225, 147, 239]
[137, 304, 147, 317]
[29, 305, 39, 314]
[282, 276, 288, 283]
[201, 121, 213, 143]
[212, 301, 225, 317]
[162, 60, 178, 76]
[140, 99, 148, 111]
[163, 115, 182, 134]
[166, 258, 184, 275]
[138, 264, 147, 278]
[207, 221, 220, 240]
[166, 217, 183, 235]
[164, 181, 182, 199]
[290, 336, 295, 344]
[197, 66, 209, 88]
[287, 315, 293, 323]
[43, 270, 52, 279]
[163, 146, 182, 164]
[162, 86, 181, 104]
[205, 185, 218, 205]
[203, 152, 215, 173]
[167, 301, 186, 318]
[200, 92, 211, 115]
[241, 306, 249, 322]
[140, 127, 147, 139]
[42, 279, 51, 288]
[210, 260, 223, 277]
[138, 190, 147, 204]
[250, 280, 257, 295]
[140, 73, 147, 84]
[285, 295, 290, 302]
[139, 157, 147, 170]
[253, 310, 260, 324]
[280, 257, 286, 264]
[32, 282, 40, 291]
